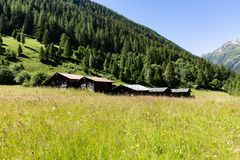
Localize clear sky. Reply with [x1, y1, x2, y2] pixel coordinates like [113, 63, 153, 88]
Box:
[91, 0, 240, 56]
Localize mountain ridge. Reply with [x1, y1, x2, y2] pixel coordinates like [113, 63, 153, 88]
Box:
[203, 39, 240, 72]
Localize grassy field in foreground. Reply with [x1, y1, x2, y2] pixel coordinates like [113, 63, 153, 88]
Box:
[0, 86, 239, 159]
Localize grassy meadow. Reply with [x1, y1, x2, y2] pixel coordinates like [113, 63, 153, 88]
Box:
[2, 36, 84, 74]
[1, 36, 119, 82]
[0, 86, 239, 159]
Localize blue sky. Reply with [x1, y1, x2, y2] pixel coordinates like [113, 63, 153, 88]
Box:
[91, 0, 240, 56]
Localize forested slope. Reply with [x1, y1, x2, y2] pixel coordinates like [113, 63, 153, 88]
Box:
[0, 0, 233, 89]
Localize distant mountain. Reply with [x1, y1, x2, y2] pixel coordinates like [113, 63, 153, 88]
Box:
[203, 39, 240, 72]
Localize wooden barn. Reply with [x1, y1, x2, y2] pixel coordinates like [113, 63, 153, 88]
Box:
[113, 84, 150, 95]
[149, 87, 171, 96]
[44, 73, 84, 88]
[80, 77, 114, 93]
[170, 88, 191, 97]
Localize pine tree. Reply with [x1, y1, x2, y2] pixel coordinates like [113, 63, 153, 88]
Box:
[57, 47, 62, 58]
[16, 34, 21, 42]
[49, 43, 56, 59]
[144, 64, 154, 84]
[89, 53, 93, 68]
[152, 65, 163, 86]
[146, 46, 156, 64]
[121, 40, 131, 54]
[196, 69, 206, 89]
[23, 8, 34, 34]
[0, 41, 3, 55]
[17, 45, 23, 56]
[75, 46, 85, 61]
[39, 47, 46, 63]
[11, 30, 17, 39]
[111, 56, 119, 76]
[119, 53, 126, 70]
[163, 61, 176, 87]
[82, 55, 90, 73]
[63, 40, 72, 58]
[60, 33, 69, 47]
[103, 58, 109, 72]
[21, 32, 25, 44]
[42, 29, 50, 45]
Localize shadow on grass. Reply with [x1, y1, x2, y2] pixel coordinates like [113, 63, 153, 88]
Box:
[24, 46, 38, 53]
[6, 57, 21, 62]
[41, 59, 63, 67]
[18, 54, 30, 59]
[61, 57, 79, 64]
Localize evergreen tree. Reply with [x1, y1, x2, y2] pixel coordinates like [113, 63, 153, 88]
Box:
[0, 36, 2, 44]
[60, 33, 69, 47]
[121, 40, 131, 54]
[163, 61, 176, 87]
[49, 43, 56, 59]
[21, 33, 25, 44]
[111, 56, 119, 76]
[23, 8, 34, 34]
[146, 46, 157, 64]
[0, 40, 3, 55]
[39, 47, 46, 63]
[12, 30, 17, 39]
[119, 53, 126, 70]
[82, 55, 90, 73]
[75, 46, 85, 61]
[89, 53, 93, 68]
[63, 40, 72, 58]
[152, 65, 164, 86]
[57, 47, 62, 58]
[42, 29, 50, 45]
[16, 34, 21, 42]
[196, 69, 206, 88]
[17, 45, 23, 56]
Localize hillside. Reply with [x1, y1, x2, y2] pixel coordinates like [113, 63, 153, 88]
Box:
[0, 0, 233, 89]
[203, 39, 240, 72]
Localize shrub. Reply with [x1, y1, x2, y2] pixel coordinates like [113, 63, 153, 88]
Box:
[30, 72, 48, 86]
[15, 71, 31, 85]
[210, 79, 223, 90]
[9, 64, 24, 76]
[0, 66, 15, 84]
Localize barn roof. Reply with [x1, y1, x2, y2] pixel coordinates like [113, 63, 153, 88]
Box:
[123, 84, 150, 91]
[85, 77, 114, 83]
[171, 88, 191, 93]
[58, 73, 84, 80]
[149, 87, 169, 93]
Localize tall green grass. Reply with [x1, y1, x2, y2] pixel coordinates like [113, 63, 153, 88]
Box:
[0, 86, 239, 159]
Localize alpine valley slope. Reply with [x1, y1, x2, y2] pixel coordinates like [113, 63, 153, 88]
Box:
[203, 39, 240, 72]
[0, 0, 232, 89]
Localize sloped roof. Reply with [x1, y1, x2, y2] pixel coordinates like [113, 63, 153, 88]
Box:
[86, 77, 114, 83]
[149, 87, 169, 93]
[171, 88, 191, 93]
[58, 73, 84, 80]
[123, 84, 150, 91]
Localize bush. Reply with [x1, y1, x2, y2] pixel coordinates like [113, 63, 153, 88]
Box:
[30, 72, 48, 86]
[9, 63, 24, 76]
[15, 71, 31, 85]
[0, 66, 15, 84]
[210, 79, 223, 90]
